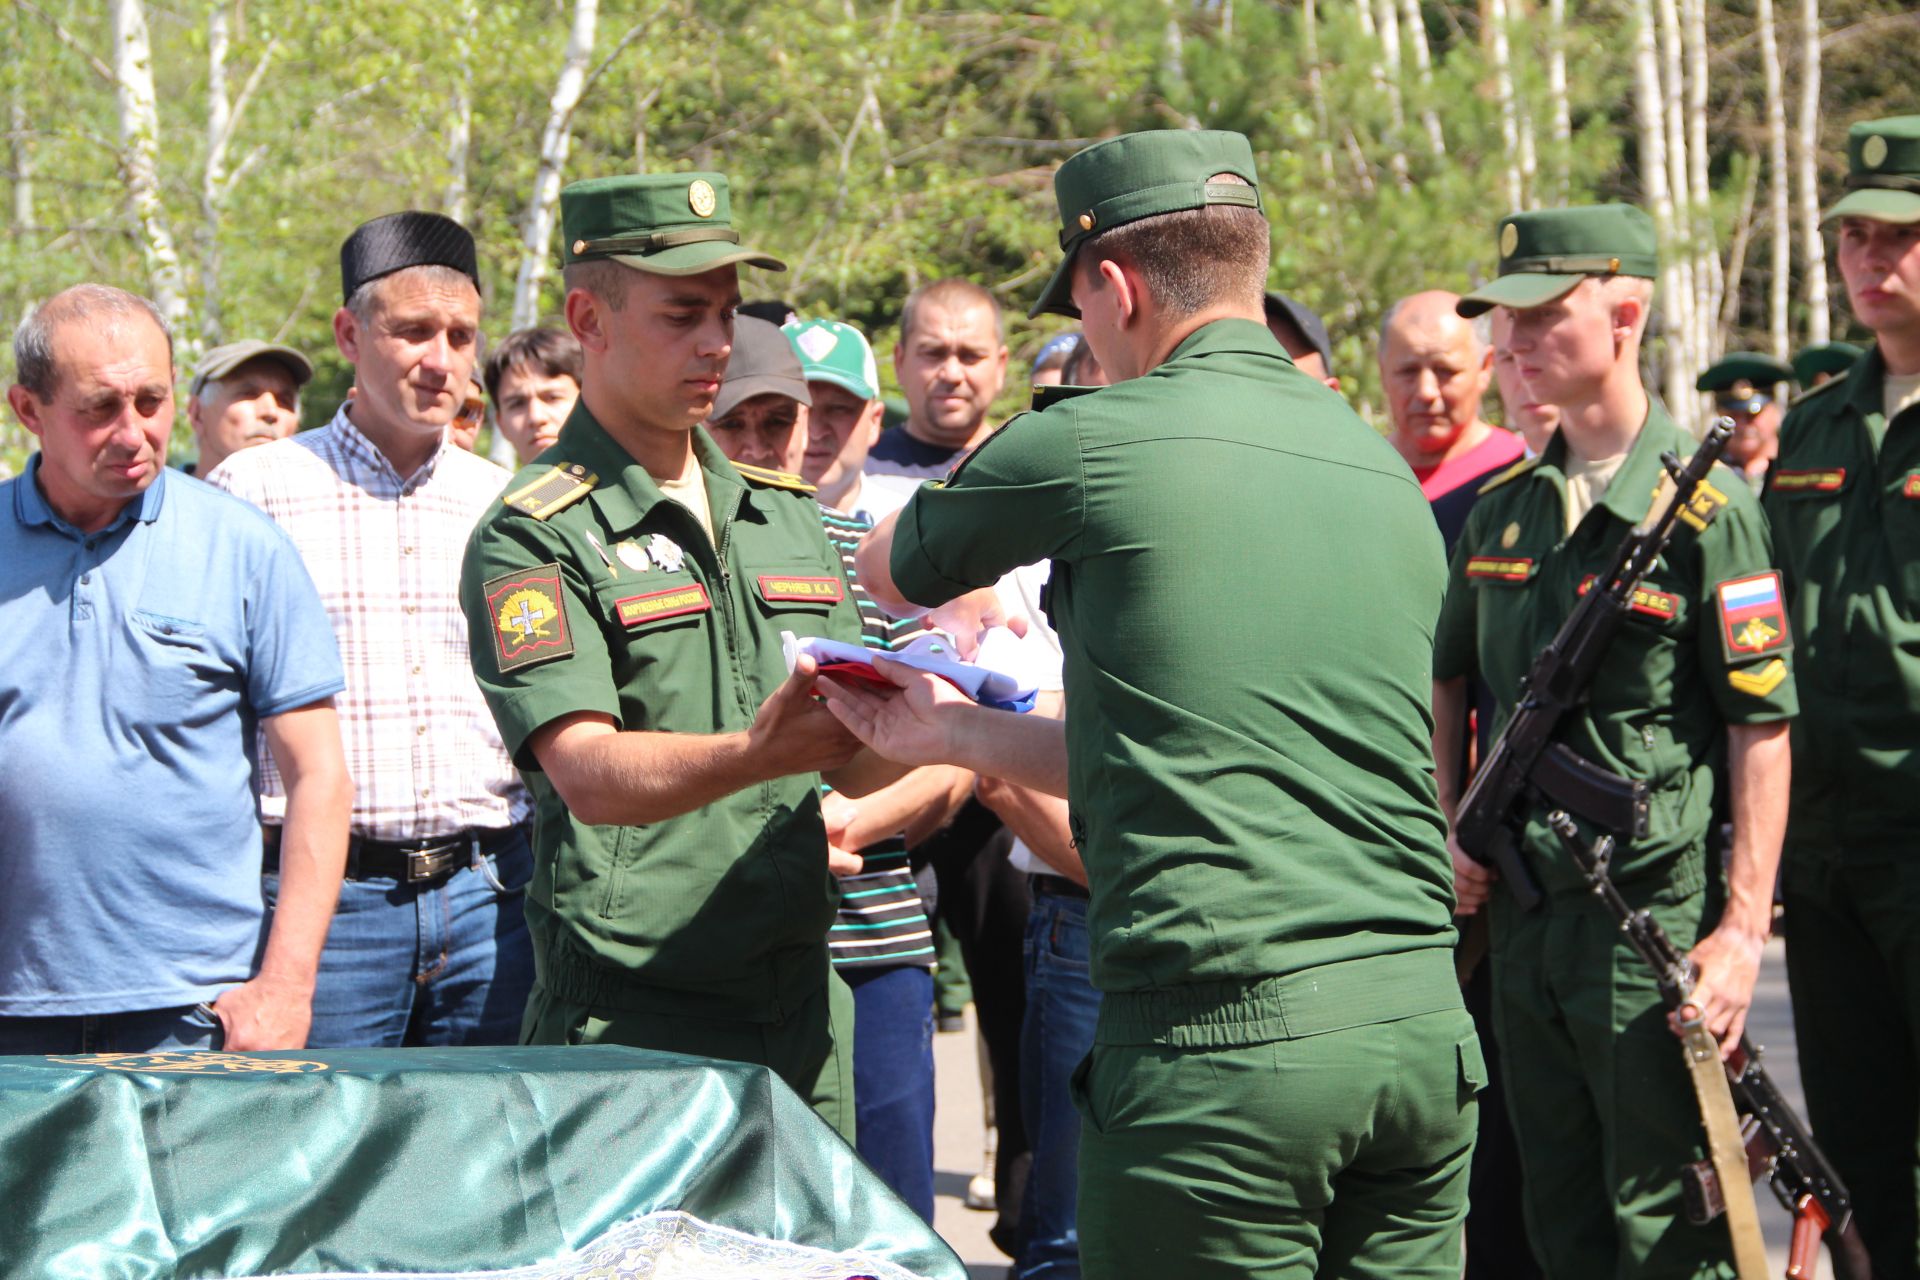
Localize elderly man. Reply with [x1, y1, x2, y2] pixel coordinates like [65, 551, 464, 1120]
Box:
[1379, 290, 1526, 547]
[1696, 353, 1793, 492]
[210, 212, 534, 1050]
[185, 339, 311, 477]
[868, 279, 1009, 481]
[0, 285, 350, 1054]
[1764, 115, 1920, 1275]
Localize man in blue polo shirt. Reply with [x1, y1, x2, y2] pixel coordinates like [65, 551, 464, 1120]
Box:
[0, 284, 352, 1054]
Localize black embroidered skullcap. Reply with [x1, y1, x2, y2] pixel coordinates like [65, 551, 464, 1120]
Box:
[340, 211, 480, 303]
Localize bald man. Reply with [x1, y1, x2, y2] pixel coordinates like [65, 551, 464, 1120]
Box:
[1378, 290, 1525, 549]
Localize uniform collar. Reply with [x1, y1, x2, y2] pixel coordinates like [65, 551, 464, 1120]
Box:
[1537, 399, 1687, 527]
[13, 454, 166, 536]
[1161, 317, 1292, 366]
[556, 400, 751, 533]
[1840, 343, 1890, 420]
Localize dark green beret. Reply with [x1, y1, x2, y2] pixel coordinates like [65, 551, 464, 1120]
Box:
[1824, 117, 1920, 226]
[1030, 130, 1263, 319]
[561, 173, 784, 276]
[1457, 205, 1659, 318]
[1696, 352, 1793, 394]
[1791, 341, 1865, 387]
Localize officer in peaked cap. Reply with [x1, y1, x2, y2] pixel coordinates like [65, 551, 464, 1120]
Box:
[458, 173, 880, 1143]
[832, 128, 1476, 1278]
[1697, 352, 1793, 490]
[1763, 115, 1920, 1276]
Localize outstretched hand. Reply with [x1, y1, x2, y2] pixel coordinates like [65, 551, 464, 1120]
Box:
[817, 656, 975, 768]
[928, 587, 1029, 661]
[748, 653, 864, 779]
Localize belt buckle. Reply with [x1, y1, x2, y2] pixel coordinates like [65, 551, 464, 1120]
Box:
[405, 841, 464, 884]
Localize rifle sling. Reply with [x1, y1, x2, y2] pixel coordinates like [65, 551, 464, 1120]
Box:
[1680, 1014, 1769, 1279]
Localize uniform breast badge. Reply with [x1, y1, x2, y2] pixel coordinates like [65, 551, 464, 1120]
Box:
[646, 534, 686, 574]
[616, 541, 652, 573]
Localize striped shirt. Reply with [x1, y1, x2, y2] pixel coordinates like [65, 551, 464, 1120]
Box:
[207, 408, 530, 841]
[819, 501, 936, 971]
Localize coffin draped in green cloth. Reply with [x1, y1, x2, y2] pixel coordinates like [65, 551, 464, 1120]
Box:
[0, 1044, 967, 1280]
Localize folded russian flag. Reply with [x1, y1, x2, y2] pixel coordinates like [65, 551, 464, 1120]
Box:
[783, 631, 1037, 713]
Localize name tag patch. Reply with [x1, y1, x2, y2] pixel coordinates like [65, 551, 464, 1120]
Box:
[1578, 575, 1679, 620]
[1771, 468, 1846, 494]
[485, 564, 574, 672]
[1716, 571, 1791, 661]
[757, 575, 845, 604]
[616, 583, 711, 628]
[1466, 556, 1534, 583]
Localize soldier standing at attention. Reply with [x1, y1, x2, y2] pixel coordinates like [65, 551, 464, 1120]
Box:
[834, 128, 1479, 1280]
[1439, 206, 1796, 1280]
[1763, 115, 1920, 1278]
[459, 173, 896, 1140]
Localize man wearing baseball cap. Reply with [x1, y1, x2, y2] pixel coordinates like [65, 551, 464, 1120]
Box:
[1696, 352, 1793, 491]
[184, 340, 311, 477]
[832, 128, 1473, 1277]
[459, 174, 886, 1142]
[1763, 115, 1920, 1275]
[1438, 206, 1795, 1278]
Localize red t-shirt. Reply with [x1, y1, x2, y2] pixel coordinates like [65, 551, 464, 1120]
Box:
[1410, 426, 1529, 503]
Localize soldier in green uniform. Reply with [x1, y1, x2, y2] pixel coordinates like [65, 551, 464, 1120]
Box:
[1763, 115, 1920, 1277]
[828, 129, 1478, 1279]
[1437, 205, 1797, 1279]
[458, 172, 888, 1141]
[1696, 352, 1794, 492]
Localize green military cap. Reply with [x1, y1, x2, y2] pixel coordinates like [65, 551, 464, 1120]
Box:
[1696, 352, 1793, 400]
[784, 318, 879, 401]
[1791, 341, 1864, 388]
[1456, 205, 1659, 318]
[1823, 117, 1920, 225]
[1030, 130, 1263, 319]
[561, 173, 785, 276]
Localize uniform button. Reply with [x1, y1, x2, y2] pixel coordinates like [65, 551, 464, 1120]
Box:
[405, 604, 418, 615]
[412, 665, 423, 675]
[416, 725, 427, 736]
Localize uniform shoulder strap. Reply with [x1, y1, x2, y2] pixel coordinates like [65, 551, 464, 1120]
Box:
[503, 463, 598, 520]
[1786, 369, 1849, 409]
[1476, 455, 1539, 496]
[730, 460, 817, 493]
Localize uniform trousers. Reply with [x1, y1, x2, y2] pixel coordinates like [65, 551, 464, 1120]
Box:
[1782, 846, 1920, 1280]
[1490, 882, 1734, 1280]
[1072, 949, 1477, 1280]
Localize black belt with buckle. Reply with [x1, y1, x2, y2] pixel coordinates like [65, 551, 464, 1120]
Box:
[263, 826, 512, 885]
[1030, 873, 1089, 901]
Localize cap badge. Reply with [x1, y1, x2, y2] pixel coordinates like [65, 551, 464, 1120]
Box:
[688, 179, 718, 218]
[795, 326, 839, 363]
[571, 240, 587, 256]
[1078, 212, 1095, 231]
[1863, 135, 1890, 169]
[647, 533, 687, 573]
[1500, 521, 1521, 549]
[1499, 223, 1520, 257]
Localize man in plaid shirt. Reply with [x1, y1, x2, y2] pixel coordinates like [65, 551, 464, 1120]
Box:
[210, 212, 534, 1048]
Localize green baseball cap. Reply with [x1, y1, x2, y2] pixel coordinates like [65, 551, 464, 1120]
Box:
[1791, 341, 1864, 387]
[561, 173, 785, 276]
[1696, 352, 1793, 398]
[1456, 205, 1659, 318]
[1029, 130, 1264, 319]
[1824, 117, 1920, 226]
[784, 318, 878, 401]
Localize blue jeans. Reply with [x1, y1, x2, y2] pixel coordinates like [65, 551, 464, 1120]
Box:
[843, 964, 936, 1222]
[266, 827, 535, 1048]
[1019, 887, 1102, 1280]
[0, 1002, 222, 1054]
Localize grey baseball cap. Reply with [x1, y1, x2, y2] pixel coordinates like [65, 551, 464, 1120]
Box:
[191, 340, 314, 398]
[714, 316, 813, 419]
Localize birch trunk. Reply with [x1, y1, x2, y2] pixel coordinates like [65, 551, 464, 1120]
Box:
[511, 0, 599, 333]
[8, 43, 29, 232]
[1632, 0, 1691, 427]
[444, 0, 477, 223]
[1655, 0, 1697, 424]
[1303, 0, 1334, 179]
[1547, 0, 1571, 200]
[1793, 0, 1829, 343]
[1757, 0, 1791, 357]
[1397, 0, 1445, 156]
[1372, 0, 1411, 186]
[200, 3, 230, 347]
[1683, 0, 1720, 365]
[1488, 0, 1526, 210]
[111, 0, 189, 340]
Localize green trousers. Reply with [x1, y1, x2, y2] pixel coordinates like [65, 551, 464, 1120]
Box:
[522, 968, 857, 1144]
[1782, 846, 1920, 1280]
[1072, 950, 1479, 1280]
[1490, 885, 1733, 1280]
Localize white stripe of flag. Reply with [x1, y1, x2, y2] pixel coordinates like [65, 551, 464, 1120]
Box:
[1720, 576, 1779, 611]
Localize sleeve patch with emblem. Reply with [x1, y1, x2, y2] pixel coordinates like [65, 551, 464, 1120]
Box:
[757, 574, 846, 603]
[1728, 657, 1788, 698]
[615, 583, 712, 628]
[485, 564, 574, 671]
[1716, 571, 1791, 661]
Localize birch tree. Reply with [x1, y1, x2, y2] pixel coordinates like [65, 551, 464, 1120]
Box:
[1370, 0, 1412, 186]
[111, 0, 190, 340]
[1302, 0, 1334, 180]
[1793, 0, 1829, 344]
[1397, 0, 1446, 156]
[1632, 0, 1693, 425]
[1488, 0, 1527, 210]
[510, 0, 600, 333]
[200, 3, 276, 348]
[1654, 0, 1698, 424]
[1546, 0, 1571, 200]
[444, 0, 478, 223]
[1683, 0, 1721, 365]
[1756, 0, 1792, 357]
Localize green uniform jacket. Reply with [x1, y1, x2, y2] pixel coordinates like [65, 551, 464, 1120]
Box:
[460, 405, 862, 1022]
[891, 318, 1457, 994]
[1434, 408, 1798, 899]
[1764, 346, 1920, 859]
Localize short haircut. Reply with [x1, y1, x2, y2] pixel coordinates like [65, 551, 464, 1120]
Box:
[484, 327, 584, 403]
[900, 278, 1003, 344]
[561, 260, 631, 313]
[13, 284, 172, 399]
[1079, 174, 1270, 318]
[345, 263, 477, 325]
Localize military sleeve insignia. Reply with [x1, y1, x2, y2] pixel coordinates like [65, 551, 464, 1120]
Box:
[505, 464, 597, 520]
[1715, 571, 1791, 662]
[485, 564, 574, 672]
[1728, 657, 1788, 698]
[1675, 476, 1729, 533]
